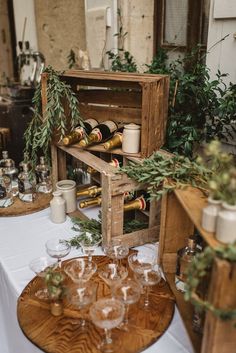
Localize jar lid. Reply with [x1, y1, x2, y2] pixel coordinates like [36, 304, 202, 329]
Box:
[124, 123, 141, 130]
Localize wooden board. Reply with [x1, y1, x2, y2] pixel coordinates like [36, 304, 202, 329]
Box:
[0, 193, 52, 217]
[17, 256, 175, 353]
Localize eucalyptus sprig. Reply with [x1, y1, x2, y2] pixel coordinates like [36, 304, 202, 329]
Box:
[185, 243, 236, 323]
[24, 65, 84, 168]
[119, 151, 211, 200]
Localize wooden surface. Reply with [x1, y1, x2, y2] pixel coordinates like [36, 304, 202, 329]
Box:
[0, 193, 52, 217]
[18, 256, 175, 353]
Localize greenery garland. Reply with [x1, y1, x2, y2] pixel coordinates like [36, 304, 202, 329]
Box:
[185, 244, 236, 322]
[119, 151, 211, 200]
[24, 65, 84, 168]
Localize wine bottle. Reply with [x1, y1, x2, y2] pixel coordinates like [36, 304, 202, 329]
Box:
[62, 118, 98, 146]
[0, 151, 15, 168]
[79, 196, 102, 209]
[123, 195, 147, 212]
[103, 128, 124, 150]
[78, 120, 118, 147]
[87, 158, 121, 174]
[77, 185, 102, 198]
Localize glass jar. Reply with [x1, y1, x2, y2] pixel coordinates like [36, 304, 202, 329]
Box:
[18, 163, 37, 202]
[36, 170, 52, 194]
[122, 123, 141, 154]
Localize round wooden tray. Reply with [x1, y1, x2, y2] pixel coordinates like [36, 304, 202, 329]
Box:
[17, 256, 175, 353]
[0, 193, 52, 217]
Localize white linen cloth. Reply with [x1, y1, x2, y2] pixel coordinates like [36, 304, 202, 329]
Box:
[0, 207, 195, 353]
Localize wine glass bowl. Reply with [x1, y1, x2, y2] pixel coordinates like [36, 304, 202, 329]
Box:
[79, 237, 101, 264]
[67, 281, 97, 328]
[29, 256, 57, 300]
[64, 257, 97, 283]
[128, 252, 156, 274]
[104, 241, 129, 265]
[45, 238, 71, 267]
[112, 277, 141, 330]
[89, 298, 125, 352]
[98, 263, 128, 288]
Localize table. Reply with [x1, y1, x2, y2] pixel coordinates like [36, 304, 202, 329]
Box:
[0, 207, 195, 353]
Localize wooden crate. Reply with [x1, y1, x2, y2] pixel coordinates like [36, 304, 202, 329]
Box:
[158, 186, 236, 353]
[51, 144, 160, 247]
[44, 70, 169, 158]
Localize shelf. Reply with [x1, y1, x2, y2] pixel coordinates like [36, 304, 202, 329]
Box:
[166, 274, 202, 353]
[174, 187, 224, 249]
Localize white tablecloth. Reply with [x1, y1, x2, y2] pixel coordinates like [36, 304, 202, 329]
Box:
[0, 207, 195, 353]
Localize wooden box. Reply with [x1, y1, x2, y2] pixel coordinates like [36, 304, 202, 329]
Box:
[158, 186, 236, 353]
[47, 70, 169, 158]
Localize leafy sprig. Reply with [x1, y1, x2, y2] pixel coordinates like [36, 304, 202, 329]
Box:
[119, 151, 211, 200]
[24, 65, 84, 168]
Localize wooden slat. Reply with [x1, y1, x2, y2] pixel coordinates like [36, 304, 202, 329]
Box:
[77, 89, 142, 108]
[113, 226, 159, 247]
[140, 82, 152, 157]
[57, 149, 67, 181]
[101, 173, 113, 245]
[201, 259, 236, 353]
[78, 103, 142, 125]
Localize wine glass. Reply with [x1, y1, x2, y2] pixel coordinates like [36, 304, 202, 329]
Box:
[29, 256, 57, 299]
[67, 281, 97, 329]
[45, 238, 71, 268]
[79, 235, 101, 266]
[103, 240, 129, 267]
[64, 257, 97, 283]
[112, 277, 141, 331]
[98, 263, 128, 289]
[128, 252, 156, 274]
[90, 298, 125, 353]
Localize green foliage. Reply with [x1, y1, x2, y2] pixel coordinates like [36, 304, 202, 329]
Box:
[185, 243, 236, 322]
[106, 9, 137, 72]
[65, 211, 148, 248]
[119, 151, 210, 199]
[24, 65, 84, 168]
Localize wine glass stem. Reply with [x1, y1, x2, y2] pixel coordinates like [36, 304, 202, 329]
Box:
[144, 286, 150, 307]
[124, 304, 129, 325]
[104, 328, 112, 345]
[57, 259, 61, 268]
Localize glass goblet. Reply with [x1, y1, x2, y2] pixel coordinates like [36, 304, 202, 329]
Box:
[79, 236, 101, 266]
[128, 252, 156, 274]
[103, 240, 129, 267]
[112, 277, 141, 330]
[45, 238, 71, 268]
[29, 256, 57, 300]
[134, 264, 162, 310]
[67, 281, 97, 329]
[64, 257, 97, 283]
[90, 298, 125, 353]
[98, 263, 128, 289]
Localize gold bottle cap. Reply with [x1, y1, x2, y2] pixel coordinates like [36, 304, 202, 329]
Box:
[62, 137, 70, 146]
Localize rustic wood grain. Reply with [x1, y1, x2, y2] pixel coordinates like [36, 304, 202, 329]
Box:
[0, 193, 51, 217]
[18, 256, 175, 353]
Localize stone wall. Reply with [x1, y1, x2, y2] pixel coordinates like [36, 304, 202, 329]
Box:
[0, 0, 14, 81]
[34, 0, 86, 71]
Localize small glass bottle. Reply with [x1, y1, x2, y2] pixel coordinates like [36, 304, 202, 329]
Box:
[175, 237, 199, 293]
[35, 156, 50, 184]
[18, 163, 37, 202]
[0, 168, 13, 208]
[4, 158, 19, 196]
[0, 151, 10, 167]
[19, 152, 30, 172]
[36, 170, 52, 193]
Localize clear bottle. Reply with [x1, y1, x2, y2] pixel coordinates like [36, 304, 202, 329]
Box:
[0, 151, 15, 168]
[4, 159, 19, 196]
[0, 168, 13, 208]
[79, 120, 118, 147]
[36, 170, 52, 193]
[175, 237, 199, 293]
[18, 163, 37, 202]
[35, 156, 50, 184]
[62, 118, 98, 146]
[19, 152, 30, 172]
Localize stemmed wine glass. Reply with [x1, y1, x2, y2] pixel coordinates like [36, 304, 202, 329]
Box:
[128, 253, 161, 310]
[98, 263, 128, 289]
[45, 238, 71, 268]
[67, 281, 97, 329]
[112, 277, 141, 331]
[90, 298, 125, 353]
[79, 234, 101, 266]
[64, 257, 97, 283]
[104, 240, 129, 267]
[29, 256, 57, 299]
